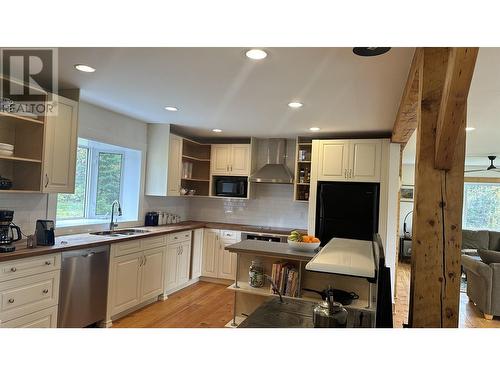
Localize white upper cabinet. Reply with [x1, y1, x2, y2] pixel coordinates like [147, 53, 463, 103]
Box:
[317, 140, 350, 181]
[349, 140, 382, 182]
[316, 139, 382, 182]
[145, 125, 183, 197]
[211, 144, 250, 176]
[42, 95, 79, 193]
[167, 134, 182, 196]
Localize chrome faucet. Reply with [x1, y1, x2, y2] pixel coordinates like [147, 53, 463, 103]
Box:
[109, 200, 122, 231]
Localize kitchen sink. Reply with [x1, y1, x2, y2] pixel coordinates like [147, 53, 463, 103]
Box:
[90, 229, 150, 237]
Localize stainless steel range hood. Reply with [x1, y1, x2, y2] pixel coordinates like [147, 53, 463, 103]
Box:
[250, 139, 294, 184]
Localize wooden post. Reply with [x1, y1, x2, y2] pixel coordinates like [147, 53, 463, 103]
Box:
[409, 48, 468, 327]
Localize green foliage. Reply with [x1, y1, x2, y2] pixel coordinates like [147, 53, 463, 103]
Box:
[95, 152, 123, 216]
[463, 183, 500, 231]
[56, 147, 88, 219]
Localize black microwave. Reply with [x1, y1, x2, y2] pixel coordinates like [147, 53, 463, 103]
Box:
[214, 176, 248, 198]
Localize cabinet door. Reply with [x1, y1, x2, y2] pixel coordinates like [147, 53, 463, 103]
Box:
[42, 95, 79, 193]
[140, 247, 165, 302]
[317, 140, 350, 181]
[217, 240, 237, 280]
[1, 306, 58, 328]
[164, 244, 179, 292]
[349, 140, 382, 182]
[176, 240, 192, 286]
[201, 229, 219, 278]
[167, 134, 182, 196]
[191, 228, 203, 279]
[230, 144, 250, 175]
[110, 253, 142, 316]
[211, 144, 231, 175]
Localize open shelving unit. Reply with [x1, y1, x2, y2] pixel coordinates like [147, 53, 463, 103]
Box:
[180, 138, 211, 196]
[0, 76, 47, 193]
[293, 137, 313, 201]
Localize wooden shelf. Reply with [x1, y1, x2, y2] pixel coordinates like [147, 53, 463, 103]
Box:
[297, 160, 311, 163]
[296, 182, 310, 185]
[297, 142, 312, 146]
[0, 111, 44, 125]
[181, 177, 209, 182]
[182, 155, 210, 162]
[0, 155, 42, 163]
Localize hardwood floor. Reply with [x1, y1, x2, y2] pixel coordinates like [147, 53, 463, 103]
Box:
[394, 261, 500, 328]
[112, 281, 234, 328]
[113, 262, 500, 328]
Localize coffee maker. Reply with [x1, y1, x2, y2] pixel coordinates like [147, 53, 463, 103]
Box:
[0, 210, 22, 253]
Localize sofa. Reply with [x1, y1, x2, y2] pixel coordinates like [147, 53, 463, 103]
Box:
[461, 229, 500, 319]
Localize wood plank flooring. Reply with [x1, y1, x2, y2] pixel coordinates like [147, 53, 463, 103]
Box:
[112, 281, 234, 328]
[394, 261, 500, 328]
[113, 262, 500, 328]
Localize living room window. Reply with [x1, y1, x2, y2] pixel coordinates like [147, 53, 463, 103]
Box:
[463, 182, 500, 231]
[56, 138, 142, 227]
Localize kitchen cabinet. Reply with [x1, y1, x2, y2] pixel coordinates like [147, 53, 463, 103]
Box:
[164, 231, 192, 294]
[167, 134, 182, 196]
[42, 94, 79, 193]
[191, 228, 204, 279]
[317, 139, 381, 182]
[211, 144, 250, 176]
[0, 254, 61, 328]
[107, 237, 166, 319]
[201, 229, 240, 280]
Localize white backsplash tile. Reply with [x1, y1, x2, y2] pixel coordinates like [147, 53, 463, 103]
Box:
[0, 193, 49, 235]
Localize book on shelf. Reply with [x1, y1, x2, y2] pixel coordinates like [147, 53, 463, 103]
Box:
[269, 261, 299, 298]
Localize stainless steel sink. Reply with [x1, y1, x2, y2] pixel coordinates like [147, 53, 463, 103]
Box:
[90, 229, 150, 237]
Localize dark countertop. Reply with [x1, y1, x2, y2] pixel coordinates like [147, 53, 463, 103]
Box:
[0, 221, 305, 262]
[226, 240, 317, 261]
[238, 298, 374, 328]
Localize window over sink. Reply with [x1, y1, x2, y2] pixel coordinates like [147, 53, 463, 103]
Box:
[463, 182, 500, 232]
[56, 138, 142, 227]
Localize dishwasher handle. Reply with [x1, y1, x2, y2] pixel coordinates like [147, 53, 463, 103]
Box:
[82, 252, 96, 258]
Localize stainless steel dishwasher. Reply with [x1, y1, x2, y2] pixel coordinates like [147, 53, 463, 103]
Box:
[58, 246, 110, 328]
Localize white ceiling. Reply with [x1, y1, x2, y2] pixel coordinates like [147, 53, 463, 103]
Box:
[56, 47, 414, 137]
[403, 48, 500, 165]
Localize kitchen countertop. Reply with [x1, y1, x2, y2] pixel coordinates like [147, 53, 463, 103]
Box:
[0, 221, 305, 262]
[226, 240, 318, 261]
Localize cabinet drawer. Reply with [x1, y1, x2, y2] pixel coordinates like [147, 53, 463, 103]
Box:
[141, 235, 167, 250]
[0, 271, 60, 323]
[0, 253, 61, 282]
[112, 239, 141, 257]
[220, 230, 240, 241]
[1, 306, 58, 328]
[167, 231, 192, 244]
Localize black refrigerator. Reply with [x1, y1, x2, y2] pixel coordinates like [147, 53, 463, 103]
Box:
[315, 181, 380, 245]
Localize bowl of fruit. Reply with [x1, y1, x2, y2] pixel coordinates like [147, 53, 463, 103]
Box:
[287, 230, 320, 252]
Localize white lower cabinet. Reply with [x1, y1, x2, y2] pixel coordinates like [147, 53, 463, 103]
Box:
[201, 229, 240, 280]
[107, 237, 166, 320]
[191, 228, 204, 279]
[0, 253, 61, 328]
[164, 231, 192, 294]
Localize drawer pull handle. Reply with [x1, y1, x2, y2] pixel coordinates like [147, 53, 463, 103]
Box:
[42, 289, 49, 294]
[45, 261, 51, 265]
[10, 267, 16, 272]
[8, 298, 14, 304]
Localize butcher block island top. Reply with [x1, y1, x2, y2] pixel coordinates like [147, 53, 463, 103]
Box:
[0, 221, 306, 262]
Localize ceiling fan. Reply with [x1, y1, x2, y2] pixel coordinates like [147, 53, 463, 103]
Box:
[465, 156, 500, 173]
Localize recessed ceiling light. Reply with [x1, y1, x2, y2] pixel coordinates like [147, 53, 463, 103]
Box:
[74, 64, 96, 73]
[466, 127, 476, 131]
[309, 127, 321, 132]
[288, 101, 303, 109]
[164, 106, 178, 112]
[245, 49, 267, 60]
[212, 128, 222, 133]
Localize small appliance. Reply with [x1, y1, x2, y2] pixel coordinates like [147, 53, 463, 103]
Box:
[0, 210, 22, 253]
[35, 220, 55, 246]
[214, 176, 248, 198]
[0, 175, 13, 190]
[145, 212, 159, 226]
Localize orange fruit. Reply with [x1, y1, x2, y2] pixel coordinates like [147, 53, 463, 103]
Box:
[312, 238, 320, 243]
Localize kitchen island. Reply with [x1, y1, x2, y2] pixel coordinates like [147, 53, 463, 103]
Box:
[226, 239, 377, 327]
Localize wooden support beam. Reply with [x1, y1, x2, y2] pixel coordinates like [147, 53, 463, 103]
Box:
[435, 48, 479, 170]
[409, 48, 467, 328]
[392, 48, 423, 144]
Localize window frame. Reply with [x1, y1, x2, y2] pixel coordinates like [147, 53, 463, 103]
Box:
[462, 181, 500, 231]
